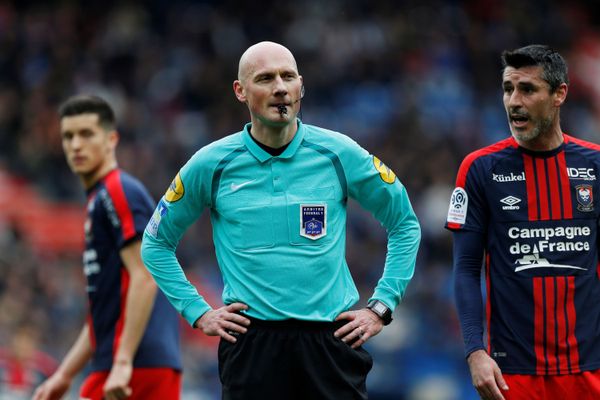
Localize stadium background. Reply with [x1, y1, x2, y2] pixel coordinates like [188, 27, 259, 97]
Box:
[1, 0, 600, 399]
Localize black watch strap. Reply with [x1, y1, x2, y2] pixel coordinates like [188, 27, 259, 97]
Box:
[367, 300, 393, 325]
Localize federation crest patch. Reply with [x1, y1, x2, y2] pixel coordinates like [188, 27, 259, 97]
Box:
[576, 184, 593, 212]
[447, 187, 468, 224]
[165, 172, 184, 202]
[146, 200, 168, 237]
[300, 204, 327, 240]
[373, 156, 396, 184]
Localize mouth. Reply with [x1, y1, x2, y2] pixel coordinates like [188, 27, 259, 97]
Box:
[274, 103, 289, 115]
[510, 113, 529, 129]
[71, 156, 86, 165]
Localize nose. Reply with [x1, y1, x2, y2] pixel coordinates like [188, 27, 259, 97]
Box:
[70, 134, 83, 150]
[507, 90, 522, 109]
[273, 75, 288, 97]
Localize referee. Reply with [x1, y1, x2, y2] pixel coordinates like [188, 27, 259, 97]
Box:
[141, 41, 421, 400]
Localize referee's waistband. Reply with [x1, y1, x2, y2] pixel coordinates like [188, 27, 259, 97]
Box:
[246, 316, 346, 331]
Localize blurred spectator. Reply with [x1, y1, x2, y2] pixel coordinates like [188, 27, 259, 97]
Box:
[0, 324, 57, 399]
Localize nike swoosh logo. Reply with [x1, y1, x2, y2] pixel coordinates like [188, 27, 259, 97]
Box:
[230, 180, 255, 192]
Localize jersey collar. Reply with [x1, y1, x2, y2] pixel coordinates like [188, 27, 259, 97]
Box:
[85, 168, 119, 196]
[515, 135, 566, 158]
[242, 119, 306, 163]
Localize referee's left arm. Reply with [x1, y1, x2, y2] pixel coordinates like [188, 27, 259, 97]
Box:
[344, 145, 421, 313]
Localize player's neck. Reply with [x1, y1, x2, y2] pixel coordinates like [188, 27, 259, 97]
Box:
[250, 121, 297, 149]
[80, 159, 118, 189]
[515, 125, 564, 152]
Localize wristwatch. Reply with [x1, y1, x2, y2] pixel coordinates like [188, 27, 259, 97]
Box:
[367, 300, 393, 325]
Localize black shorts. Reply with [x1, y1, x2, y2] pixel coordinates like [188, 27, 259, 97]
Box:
[218, 317, 373, 400]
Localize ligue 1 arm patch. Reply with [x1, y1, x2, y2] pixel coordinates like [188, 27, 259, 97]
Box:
[165, 172, 184, 202]
[300, 204, 327, 240]
[372, 156, 396, 184]
[447, 187, 468, 225]
[146, 200, 168, 237]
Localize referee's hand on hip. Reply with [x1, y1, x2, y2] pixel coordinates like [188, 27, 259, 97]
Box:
[194, 303, 251, 343]
[334, 309, 384, 349]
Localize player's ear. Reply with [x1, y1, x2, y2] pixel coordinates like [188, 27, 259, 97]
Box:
[107, 130, 119, 151]
[553, 83, 568, 107]
[233, 80, 246, 103]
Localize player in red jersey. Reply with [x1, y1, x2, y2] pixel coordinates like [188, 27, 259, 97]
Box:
[33, 95, 181, 400]
[447, 45, 600, 400]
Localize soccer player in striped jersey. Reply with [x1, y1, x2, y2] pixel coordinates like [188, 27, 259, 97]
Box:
[446, 45, 600, 400]
[141, 41, 421, 399]
[33, 95, 181, 400]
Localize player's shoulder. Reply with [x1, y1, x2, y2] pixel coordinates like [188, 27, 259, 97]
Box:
[102, 169, 153, 204]
[302, 123, 363, 153]
[101, 169, 145, 193]
[114, 169, 144, 188]
[464, 137, 518, 163]
[565, 133, 600, 157]
[459, 137, 518, 172]
[187, 131, 245, 170]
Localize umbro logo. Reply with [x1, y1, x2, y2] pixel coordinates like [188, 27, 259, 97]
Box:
[500, 196, 521, 210]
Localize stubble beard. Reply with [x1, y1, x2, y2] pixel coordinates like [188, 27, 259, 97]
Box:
[511, 115, 553, 143]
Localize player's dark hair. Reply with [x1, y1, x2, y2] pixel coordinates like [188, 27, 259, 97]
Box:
[501, 45, 568, 92]
[58, 95, 116, 131]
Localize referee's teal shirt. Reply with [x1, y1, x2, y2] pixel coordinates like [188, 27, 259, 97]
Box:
[141, 120, 421, 326]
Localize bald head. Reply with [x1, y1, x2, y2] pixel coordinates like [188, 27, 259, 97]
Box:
[237, 41, 298, 83]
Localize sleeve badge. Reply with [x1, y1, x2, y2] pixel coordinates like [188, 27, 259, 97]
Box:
[373, 156, 396, 184]
[165, 172, 185, 202]
[447, 187, 468, 224]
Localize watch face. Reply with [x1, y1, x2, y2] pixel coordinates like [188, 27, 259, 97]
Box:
[373, 301, 387, 314]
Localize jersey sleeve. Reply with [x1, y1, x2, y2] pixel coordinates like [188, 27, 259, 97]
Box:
[446, 153, 490, 356]
[445, 154, 488, 233]
[453, 229, 486, 357]
[141, 148, 214, 326]
[340, 138, 421, 311]
[103, 172, 154, 249]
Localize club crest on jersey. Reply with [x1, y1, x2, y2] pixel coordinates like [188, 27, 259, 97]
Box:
[372, 156, 396, 184]
[576, 184, 594, 212]
[300, 204, 327, 240]
[165, 172, 184, 202]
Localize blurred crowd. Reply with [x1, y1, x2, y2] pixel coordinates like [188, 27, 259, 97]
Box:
[1, 0, 600, 399]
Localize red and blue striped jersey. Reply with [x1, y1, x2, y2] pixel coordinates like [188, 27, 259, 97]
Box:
[84, 169, 181, 372]
[447, 134, 600, 375]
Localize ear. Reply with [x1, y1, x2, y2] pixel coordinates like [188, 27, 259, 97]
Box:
[107, 130, 119, 151]
[554, 83, 568, 107]
[233, 80, 246, 103]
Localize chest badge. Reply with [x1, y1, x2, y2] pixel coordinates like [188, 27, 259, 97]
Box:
[576, 184, 594, 212]
[300, 204, 327, 240]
